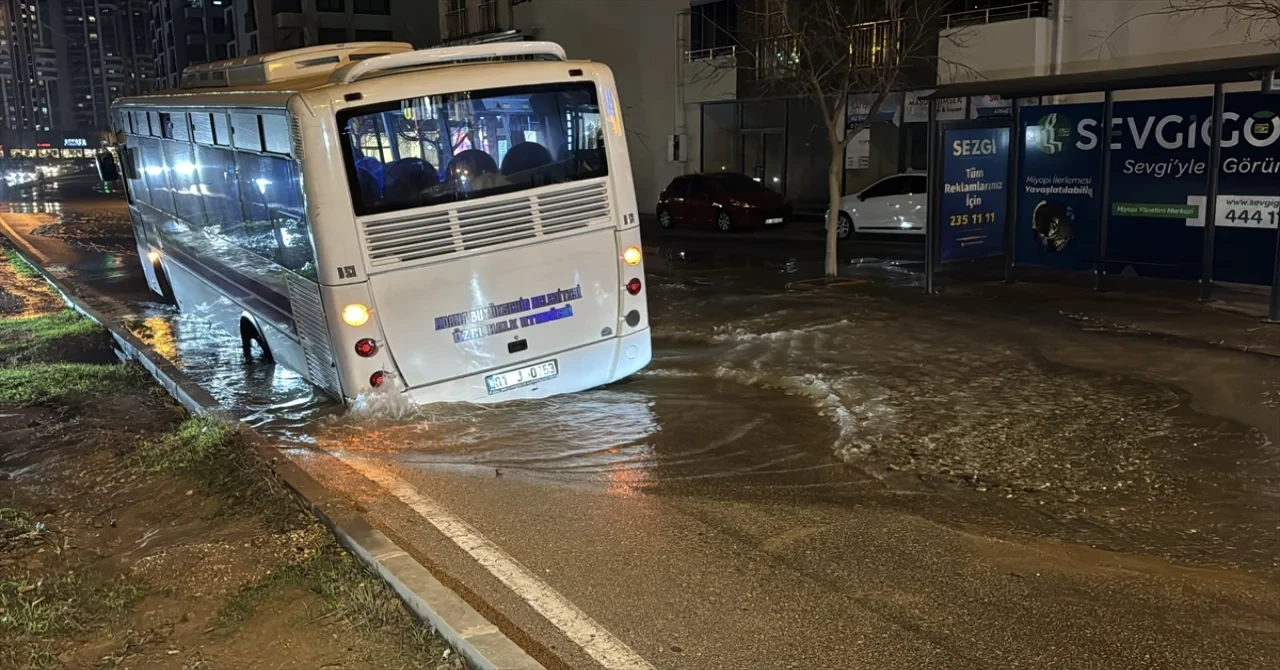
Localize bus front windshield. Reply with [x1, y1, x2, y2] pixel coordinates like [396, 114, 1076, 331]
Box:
[339, 82, 609, 216]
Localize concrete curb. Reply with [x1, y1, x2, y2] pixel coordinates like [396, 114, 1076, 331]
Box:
[2, 241, 544, 670]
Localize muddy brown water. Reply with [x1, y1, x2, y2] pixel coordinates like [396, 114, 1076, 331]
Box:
[8, 184, 1280, 577]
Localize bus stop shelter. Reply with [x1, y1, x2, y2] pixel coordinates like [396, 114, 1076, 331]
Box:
[920, 52, 1280, 320]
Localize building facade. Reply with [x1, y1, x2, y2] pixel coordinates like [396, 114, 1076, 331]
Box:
[224, 0, 435, 62]
[150, 0, 236, 90]
[444, 1, 1277, 213]
[1, 0, 68, 134]
[0, 0, 152, 137]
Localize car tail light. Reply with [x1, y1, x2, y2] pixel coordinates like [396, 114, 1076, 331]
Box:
[369, 371, 386, 388]
[355, 338, 377, 357]
[626, 278, 642, 295]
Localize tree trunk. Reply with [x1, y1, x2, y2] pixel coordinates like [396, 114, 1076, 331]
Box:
[824, 147, 843, 279]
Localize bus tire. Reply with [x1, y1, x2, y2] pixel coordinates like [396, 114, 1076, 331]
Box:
[151, 256, 176, 304]
[239, 317, 274, 365]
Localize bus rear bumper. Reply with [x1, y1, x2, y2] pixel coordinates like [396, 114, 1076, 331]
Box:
[401, 328, 652, 405]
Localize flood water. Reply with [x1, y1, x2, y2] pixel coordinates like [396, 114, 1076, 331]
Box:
[8, 179, 1279, 574]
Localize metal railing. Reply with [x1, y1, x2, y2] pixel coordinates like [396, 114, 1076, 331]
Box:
[444, 7, 468, 39]
[850, 18, 904, 68]
[685, 45, 736, 62]
[941, 2, 1047, 30]
[751, 18, 903, 79]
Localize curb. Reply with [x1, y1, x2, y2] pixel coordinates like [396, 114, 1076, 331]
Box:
[2, 240, 544, 670]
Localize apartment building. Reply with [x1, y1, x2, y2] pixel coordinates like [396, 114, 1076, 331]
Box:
[0, 0, 152, 136]
[0, 0, 63, 133]
[64, 1, 155, 131]
[149, 0, 236, 89]
[224, 0, 435, 59]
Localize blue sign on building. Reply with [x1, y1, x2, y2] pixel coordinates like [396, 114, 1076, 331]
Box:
[940, 126, 1009, 262]
[1017, 92, 1280, 285]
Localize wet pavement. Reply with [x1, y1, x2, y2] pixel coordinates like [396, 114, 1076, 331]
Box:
[3, 178, 1279, 669]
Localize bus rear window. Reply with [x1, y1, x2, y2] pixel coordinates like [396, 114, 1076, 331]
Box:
[338, 82, 608, 216]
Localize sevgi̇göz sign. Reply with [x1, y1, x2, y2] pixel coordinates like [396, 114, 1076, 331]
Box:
[1017, 92, 1280, 285]
[939, 127, 1009, 261]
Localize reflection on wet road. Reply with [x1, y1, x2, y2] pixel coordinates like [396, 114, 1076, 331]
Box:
[6, 179, 1279, 669]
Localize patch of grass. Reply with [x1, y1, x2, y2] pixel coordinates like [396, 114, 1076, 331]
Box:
[0, 572, 145, 637]
[3, 249, 45, 283]
[0, 309, 105, 361]
[0, 363, 136, 404]
[0, 507, 32, 531]
[215, 560, 309, 626]
[134, 415, 238, 476]
[133, 416, 302, 524]
[216, 544, 447, 659]
[0, 644, 61, 670]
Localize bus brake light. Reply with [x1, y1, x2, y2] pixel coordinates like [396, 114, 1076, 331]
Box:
[626, 278, 642, 295]
[355, 338, 377, 357]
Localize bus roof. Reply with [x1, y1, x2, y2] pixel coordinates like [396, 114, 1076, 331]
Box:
[112, 41, 580, 111]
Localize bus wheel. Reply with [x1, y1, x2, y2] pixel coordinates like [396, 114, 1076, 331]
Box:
[239, 318, 274, 365]
[151, 256, 175, 304]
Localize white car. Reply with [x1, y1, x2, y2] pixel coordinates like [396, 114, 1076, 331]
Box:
[829, 172, 927, 240]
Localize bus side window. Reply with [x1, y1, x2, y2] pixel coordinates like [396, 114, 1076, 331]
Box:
[124, 142, 150, 206]
[233, 152, 315, 278]
[233, 152, 285, 263]
[138, 138, 174, 214]
[163, 139, 207, 230]
[194, 144, 244, 240]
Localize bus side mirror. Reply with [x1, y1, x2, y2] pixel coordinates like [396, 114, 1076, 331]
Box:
[96, 151, 120, 182]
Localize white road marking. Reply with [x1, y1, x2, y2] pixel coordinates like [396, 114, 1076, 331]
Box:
[345, 456, 656, 670]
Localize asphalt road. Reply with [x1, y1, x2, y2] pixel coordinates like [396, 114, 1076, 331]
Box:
[4, 179, 1278, 670]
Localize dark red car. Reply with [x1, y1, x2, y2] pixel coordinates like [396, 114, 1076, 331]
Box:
[657, 173, 791, 232]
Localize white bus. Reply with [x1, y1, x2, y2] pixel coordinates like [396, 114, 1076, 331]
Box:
[109, 41, 651, 404]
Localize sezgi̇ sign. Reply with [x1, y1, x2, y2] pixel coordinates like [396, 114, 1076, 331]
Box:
[940, 126, 1009, 262]
[1018, 92, 1280, 285]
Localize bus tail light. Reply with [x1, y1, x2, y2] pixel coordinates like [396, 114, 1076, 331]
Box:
[354, 338, 377, 357]
[147, 250, 160, 263]
[626, 278, 642, 295]
[370, 371, 386, 388]
[623, 246, 642, 265]
[342, 303, 371, 326]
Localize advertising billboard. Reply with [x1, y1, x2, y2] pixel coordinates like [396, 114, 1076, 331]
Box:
[1018, 92, 1280, 285]
[940, 127, 1009, 262]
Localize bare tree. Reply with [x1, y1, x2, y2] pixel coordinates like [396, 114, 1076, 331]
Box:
[700, 0, 951, 279]
[1118, 1, 1280, 48]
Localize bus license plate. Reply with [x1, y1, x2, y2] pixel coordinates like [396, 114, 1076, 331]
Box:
[486, 360, 558, 395]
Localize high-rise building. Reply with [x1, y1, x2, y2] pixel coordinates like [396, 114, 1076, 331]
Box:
[224, 0, 436, 59]
[63, 1, 156, 132]
[0, 0, 65, 133]
[149, 0, 236, 90]
[0, 0, 153, 135]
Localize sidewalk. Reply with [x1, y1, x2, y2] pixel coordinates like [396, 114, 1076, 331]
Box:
[937, 267, 1280, 359]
